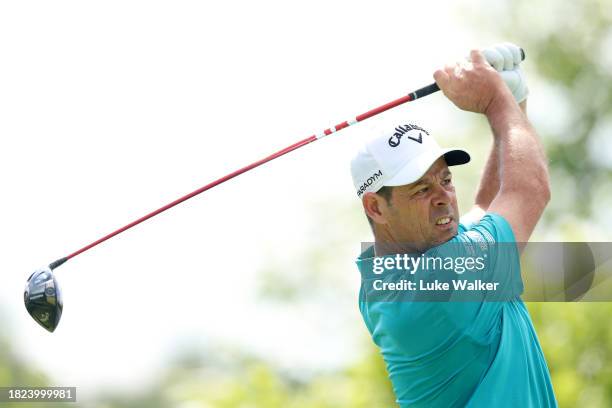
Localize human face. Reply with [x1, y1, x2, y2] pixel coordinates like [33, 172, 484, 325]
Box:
[381, 157, 459, 253]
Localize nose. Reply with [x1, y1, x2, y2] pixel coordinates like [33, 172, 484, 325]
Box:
[431, 183, 453, 207]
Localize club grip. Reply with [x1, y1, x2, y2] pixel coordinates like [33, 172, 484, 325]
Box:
[411, 83, 440, 99]
[412, 48, 525, 101]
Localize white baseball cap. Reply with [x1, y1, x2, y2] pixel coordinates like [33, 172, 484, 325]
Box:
[350, 123, 470, 199]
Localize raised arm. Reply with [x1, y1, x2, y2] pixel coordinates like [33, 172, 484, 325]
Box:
[463, 100, 527, 225]
[485, 92, 549, 244]
[435, 50, 550, 244]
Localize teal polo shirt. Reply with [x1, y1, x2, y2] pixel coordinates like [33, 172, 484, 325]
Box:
[357, 213, 557, 407]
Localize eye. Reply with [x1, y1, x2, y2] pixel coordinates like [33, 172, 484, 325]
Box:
[415, 186, 429, 195]
[442, 176, 452, 185]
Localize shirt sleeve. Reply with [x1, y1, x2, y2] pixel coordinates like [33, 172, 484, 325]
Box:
[427, 213, 522, 290]
[421, 213, 523, 337]
[467, 213, 523, 297]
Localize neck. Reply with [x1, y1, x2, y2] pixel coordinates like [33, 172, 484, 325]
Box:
[373, 226, 419, 256]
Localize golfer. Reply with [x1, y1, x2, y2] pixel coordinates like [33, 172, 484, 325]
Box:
[351, 44, 557, 407]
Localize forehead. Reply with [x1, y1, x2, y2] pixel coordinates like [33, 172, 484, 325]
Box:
[389, 157, 450, 195]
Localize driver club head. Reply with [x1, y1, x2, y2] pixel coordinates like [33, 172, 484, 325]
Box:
[24, 267, 63, 332]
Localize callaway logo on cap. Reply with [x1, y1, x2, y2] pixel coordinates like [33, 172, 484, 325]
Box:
[350, 123, 470, 198]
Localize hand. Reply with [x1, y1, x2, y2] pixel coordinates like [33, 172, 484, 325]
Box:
[481, 43, 529, 103]
[433, 50, 513, 114]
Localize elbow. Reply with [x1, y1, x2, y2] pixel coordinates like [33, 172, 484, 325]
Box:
[530, 172, 551, 210]
[526, 160, 551, 207]
[537, 151, 551, 206]
[538, 168, 552, 206]
[541, 180, 551, 205]
[502, 171, 551, 208]
[534, 183, 551, 213]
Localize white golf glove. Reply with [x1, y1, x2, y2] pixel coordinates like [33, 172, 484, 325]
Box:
[481, 42, 528, 103]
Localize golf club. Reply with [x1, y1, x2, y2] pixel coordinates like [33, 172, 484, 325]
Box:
[24, 49, 526, 333]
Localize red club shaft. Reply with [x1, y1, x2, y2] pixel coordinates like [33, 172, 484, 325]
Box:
[50, 82, 440, 269]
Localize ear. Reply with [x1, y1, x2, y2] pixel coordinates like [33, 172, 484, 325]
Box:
[363, 192, 391, 225]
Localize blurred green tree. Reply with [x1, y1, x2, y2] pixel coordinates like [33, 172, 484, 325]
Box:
[91, 344, 395, 407]
[527, 303, 612, 407]
[0, 335, 72, 408]
[465, 0, 612, 223]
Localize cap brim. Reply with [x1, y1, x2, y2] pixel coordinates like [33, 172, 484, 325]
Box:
[383, 148, 470, 187]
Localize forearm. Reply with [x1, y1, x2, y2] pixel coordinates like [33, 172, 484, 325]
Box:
[474, 100, 526, 209]
[486, 96, 549, 199]
[474, 139, 500, 210]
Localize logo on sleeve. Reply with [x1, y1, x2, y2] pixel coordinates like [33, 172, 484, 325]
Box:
[388, 124, 429, 147]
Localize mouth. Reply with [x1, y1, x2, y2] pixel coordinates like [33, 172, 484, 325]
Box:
[434, 215, 455, 230]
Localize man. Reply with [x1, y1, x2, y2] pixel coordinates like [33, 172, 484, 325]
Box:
[351, 44, 557, 407]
